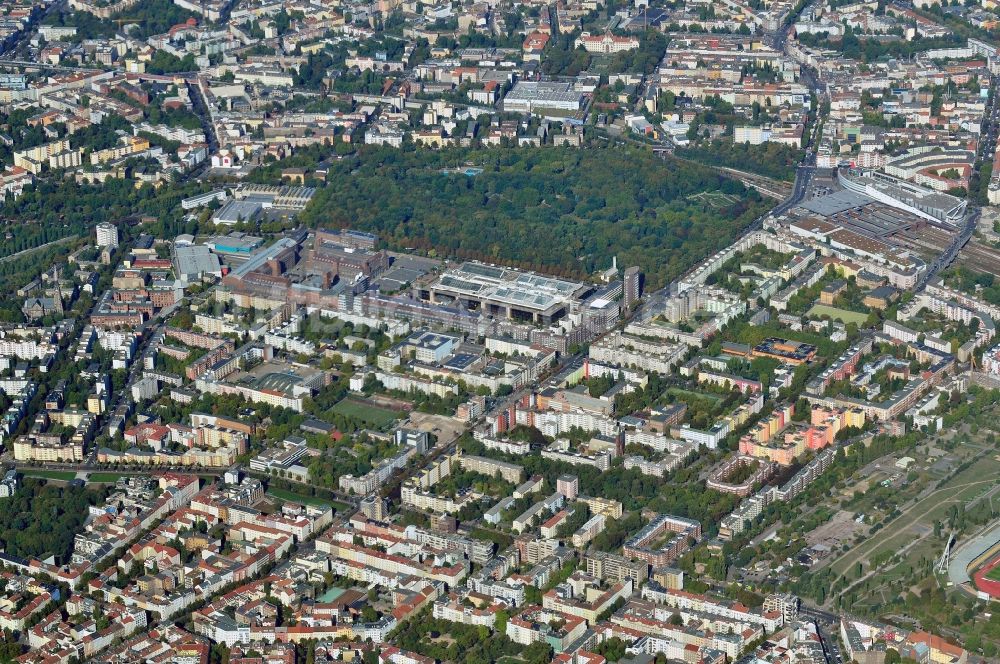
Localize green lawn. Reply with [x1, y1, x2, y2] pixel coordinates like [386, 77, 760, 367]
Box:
[87, 473, 125, 483]
[23, 470, 77, 481]
[807, 303, 868, 325]
[829, 454, 1000, 577]
[331, 397, 401, 428]
[667, 387, 722, 402]
[267, 487, 350, 511]
[985, 561, 1000, 582]
[471, 527, 514, 550]
[689, 190, 740, 209]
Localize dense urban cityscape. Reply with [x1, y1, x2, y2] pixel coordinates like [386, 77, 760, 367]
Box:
[0, 0, 994, 662]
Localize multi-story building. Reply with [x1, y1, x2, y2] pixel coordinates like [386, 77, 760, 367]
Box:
[95, 222, 119, 249]
[623, 514, 702, 567]
[585, 551, 649, 584]
[506, 607, 586, 650]
[457, 454, 524, 484]
[575, 33, 640, 53]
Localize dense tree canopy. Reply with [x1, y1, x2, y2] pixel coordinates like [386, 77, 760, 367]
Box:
[299, 145, 768, 288]
[0, 479, 104, 565]
[676, 140, 802, 182]
[47, 0, 199, 41]
[0, 174, 208, 262]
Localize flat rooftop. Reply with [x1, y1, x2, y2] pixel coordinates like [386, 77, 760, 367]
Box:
[431, 261, 587, 312]
[505, 81, 582, 104]
[800, 189, 872, 217]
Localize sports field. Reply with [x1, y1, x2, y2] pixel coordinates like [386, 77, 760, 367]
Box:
[332, 397, 400, 428]
[807, 303, 868, 325]
[87, 473, 125, 483]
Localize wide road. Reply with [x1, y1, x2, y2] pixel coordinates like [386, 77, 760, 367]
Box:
[799, 606, 846, 664]
[0, 0, 66, 58]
